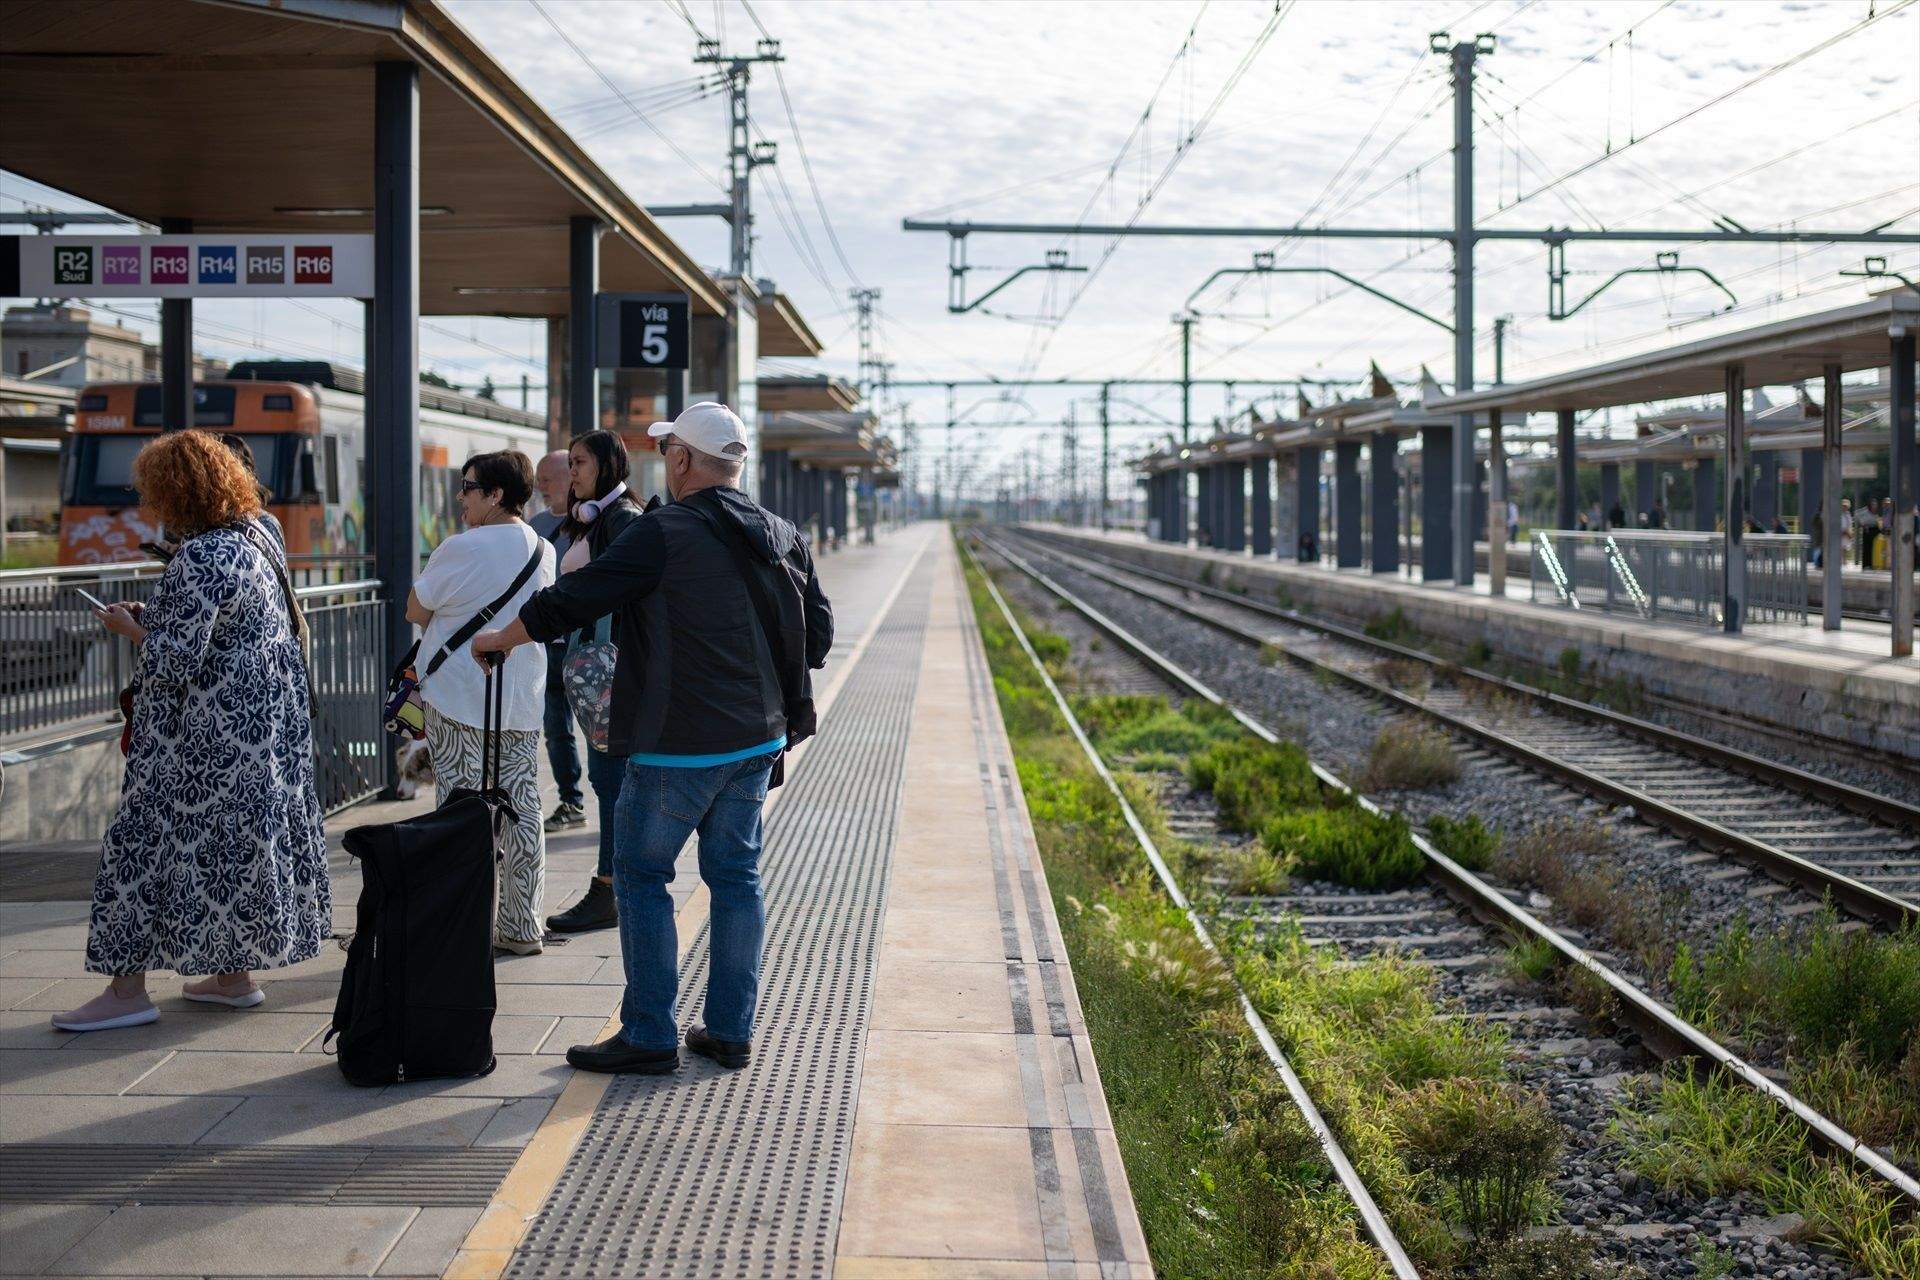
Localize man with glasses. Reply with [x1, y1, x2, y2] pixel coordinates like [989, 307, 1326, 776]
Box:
[472, 403, 832, 1074]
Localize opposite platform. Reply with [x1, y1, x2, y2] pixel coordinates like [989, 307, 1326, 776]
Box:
[1034, 524, 1920, 762]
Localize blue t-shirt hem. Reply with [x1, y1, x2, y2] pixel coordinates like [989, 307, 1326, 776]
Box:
[628, 736, 786, 769]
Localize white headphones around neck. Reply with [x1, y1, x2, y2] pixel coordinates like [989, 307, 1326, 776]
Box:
[576, 481, 628, 524]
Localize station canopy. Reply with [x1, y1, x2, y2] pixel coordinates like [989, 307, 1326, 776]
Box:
[1425, 289, 1920, 415]
[757, 292, 825, 358]
[0, 0, 729, 318]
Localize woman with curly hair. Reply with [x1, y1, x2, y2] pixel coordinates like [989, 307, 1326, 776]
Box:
[54, 429, 329, 1032]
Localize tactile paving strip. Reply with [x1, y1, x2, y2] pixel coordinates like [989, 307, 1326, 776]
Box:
[0, 1144, 519, 1205]
[505, 570, 932, 1280]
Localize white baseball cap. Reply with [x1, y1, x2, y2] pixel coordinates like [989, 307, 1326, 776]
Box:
[647, 402, 749, 459]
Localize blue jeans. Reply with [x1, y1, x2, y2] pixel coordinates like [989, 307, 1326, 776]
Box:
[585, 745, 628, 880]
[543, 649, 584, 809]
[612, 753, 776, 1050]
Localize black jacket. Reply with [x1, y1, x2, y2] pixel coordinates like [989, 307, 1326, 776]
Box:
[519, 486, 832, 759]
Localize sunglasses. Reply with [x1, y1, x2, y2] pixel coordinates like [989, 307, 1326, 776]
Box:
[459, 480, 487, 494]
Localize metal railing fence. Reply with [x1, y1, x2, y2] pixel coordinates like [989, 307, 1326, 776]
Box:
[1, 568, 389, 815]
[0, 557, 373, 741]
[1529, 530, 1809, 627]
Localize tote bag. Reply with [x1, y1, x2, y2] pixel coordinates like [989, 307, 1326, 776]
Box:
[561, 615, 617, 752]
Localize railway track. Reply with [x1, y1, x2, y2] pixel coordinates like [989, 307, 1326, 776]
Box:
[1008, 529, 1920, 931]
[964, 533, 1918, 1278]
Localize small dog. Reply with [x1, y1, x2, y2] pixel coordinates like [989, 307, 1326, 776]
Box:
[393, 737, 435, 800]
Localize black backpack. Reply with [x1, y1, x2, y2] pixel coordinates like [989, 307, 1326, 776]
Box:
[326, 662, 511, 1086]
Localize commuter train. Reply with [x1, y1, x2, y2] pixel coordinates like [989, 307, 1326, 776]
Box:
[58, 361, 549, 565]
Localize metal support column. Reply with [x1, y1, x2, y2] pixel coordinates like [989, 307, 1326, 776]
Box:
[1296, 448, 1320, 560]
[1755, 450, 1779, 529]
[1634, 459, 1656, 525]
[1488, 410, 1506, 596]
[1723, 363, 1747, 633]
[1421, 426, 1453, 581]
[1821, 363, 1843, 631]
[1695, 459, 1717, 532]
[1099, 384, 1111, 530]
[1195, 466, 1212, 545]
[1370, 432, 1398, 573]
[1250, 456, 1272, 556]
[370, 61, 420, 798]
[1600, 463, 1620, 528]
[160, 217, 192, 430]
[1891, 332, 1916, 657]
[1224, 462, 1247, 551]
[1448, 39, 1480, 588]
[1555, 408, 1577, 530]
[1335, 440, 1363, 568]
[568, 216, 600, 438]
[1472, 459, 1487, 547]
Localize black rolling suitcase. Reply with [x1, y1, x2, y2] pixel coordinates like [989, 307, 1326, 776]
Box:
[327, 659, 513, 1086]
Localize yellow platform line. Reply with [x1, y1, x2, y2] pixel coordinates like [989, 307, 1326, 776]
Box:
[443, 531, 931, 1280]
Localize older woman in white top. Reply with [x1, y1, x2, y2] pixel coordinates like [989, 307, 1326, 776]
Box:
[407, 450, 556, 954]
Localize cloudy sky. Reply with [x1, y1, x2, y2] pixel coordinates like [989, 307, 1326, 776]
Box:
[5, 0, 1916, 488]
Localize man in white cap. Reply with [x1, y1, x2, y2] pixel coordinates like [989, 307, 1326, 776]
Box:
[473, 402, 833, 1074]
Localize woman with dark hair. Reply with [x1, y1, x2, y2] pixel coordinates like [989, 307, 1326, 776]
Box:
[407, 450, 556, 953]
[547, 430, 645, 934]
[217, 432, 285, 550]
[55, 430, 328, 1031]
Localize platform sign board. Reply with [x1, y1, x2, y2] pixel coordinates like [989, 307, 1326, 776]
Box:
[3, 235, 374, 298]
[596, 292, 690, 370]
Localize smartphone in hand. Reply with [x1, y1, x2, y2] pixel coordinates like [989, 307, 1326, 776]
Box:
[73, 587, 111, 613]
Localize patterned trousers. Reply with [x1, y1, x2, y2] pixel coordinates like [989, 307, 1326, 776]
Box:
[424, 706, 546, 945]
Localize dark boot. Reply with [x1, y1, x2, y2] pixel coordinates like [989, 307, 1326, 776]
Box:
[546, 877, 617, 934]
[566, 1033, 677, 1075]
[686, 1024, 751, 1070]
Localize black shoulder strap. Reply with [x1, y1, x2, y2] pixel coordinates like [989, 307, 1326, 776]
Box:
[233, 521, 306, 647]
[422, 539, 544, 679]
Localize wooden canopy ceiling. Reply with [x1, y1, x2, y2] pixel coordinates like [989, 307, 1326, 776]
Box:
[0, 0, 728, 318]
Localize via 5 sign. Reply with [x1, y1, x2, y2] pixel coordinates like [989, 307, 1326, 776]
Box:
[597, 292, 691, 370]
[9, 235, 374, 299]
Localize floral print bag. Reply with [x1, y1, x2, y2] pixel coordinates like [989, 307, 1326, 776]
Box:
[561, 615, 616, 752]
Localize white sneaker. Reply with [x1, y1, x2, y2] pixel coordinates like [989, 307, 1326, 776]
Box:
[183, 976, 266, 1008]
[52, 986, 160, 1032]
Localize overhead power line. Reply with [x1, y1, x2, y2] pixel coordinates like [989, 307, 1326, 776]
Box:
[528, 0, 726, 194]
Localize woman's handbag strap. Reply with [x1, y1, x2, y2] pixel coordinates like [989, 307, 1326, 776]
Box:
[421, 544, 543, 680]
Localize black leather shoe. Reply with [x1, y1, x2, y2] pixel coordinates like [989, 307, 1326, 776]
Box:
[547, 878, 617, 934]
[686, 1024, 751, 1070]
[566, 1033, 677, 1074]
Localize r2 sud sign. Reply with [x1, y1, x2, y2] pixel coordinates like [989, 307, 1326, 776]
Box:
[4, 235, 374, 298]
[596, 292, 690, 370]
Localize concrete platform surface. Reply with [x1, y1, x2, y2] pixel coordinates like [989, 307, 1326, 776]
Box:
[0, 523, 1152, 1280]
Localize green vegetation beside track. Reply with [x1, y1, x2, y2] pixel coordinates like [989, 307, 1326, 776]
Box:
[961, 538, 1628, 1279]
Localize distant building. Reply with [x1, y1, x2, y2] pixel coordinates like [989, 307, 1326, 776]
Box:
[1, 302, 221, 386]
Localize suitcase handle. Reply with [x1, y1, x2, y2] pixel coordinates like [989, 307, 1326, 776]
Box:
[480, 651, 505, 797]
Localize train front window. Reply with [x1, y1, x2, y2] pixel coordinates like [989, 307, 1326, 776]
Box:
[65, 432, 304, 507]
[66, 435, 151, 507]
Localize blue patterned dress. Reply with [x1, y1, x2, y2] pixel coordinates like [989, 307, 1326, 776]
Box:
[85, 526, 331, 976]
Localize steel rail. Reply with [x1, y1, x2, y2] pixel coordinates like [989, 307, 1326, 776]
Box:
[1027, 532, 1920, 826]
[1014, 532, 1920, 929]
[974, 531, 1920, 1208]
[957, 538, 1422, 1280]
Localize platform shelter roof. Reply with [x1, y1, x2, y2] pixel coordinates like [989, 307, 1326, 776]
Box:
[1423, 289, 1920, 416]
[759, 375, 859, 414]
[0, 0, 729, 319]
[757, 292, 825, 358]
[760, 409, 894, 471]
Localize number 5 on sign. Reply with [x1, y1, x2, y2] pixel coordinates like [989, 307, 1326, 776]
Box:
[597, 292, 690, 370]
